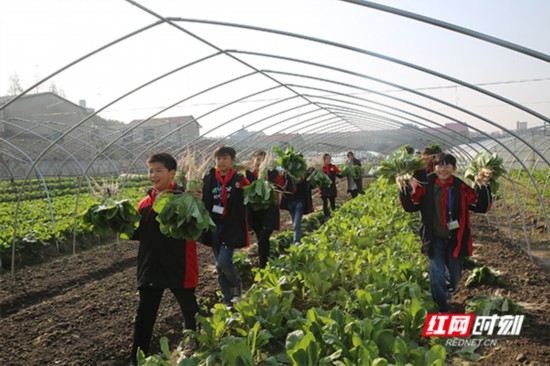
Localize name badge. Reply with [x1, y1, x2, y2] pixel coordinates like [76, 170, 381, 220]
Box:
[447, 220, 460, 230]
[212, 204, 224, 215]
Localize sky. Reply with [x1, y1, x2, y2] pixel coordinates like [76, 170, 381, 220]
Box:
[0, 0, 548, 137]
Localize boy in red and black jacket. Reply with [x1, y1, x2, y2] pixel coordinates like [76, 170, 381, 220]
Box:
[201, 146, 250, 306]
[245, 150, 285, 268]
[320, 153, 342, 221]
[130, 153, 199, 364]
[398, 153, 492, 313]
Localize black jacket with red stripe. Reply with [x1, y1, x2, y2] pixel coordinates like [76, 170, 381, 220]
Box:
[200, 168, 250, 248]
[132, 184, 199, 289]
[399, 175, 491, 258]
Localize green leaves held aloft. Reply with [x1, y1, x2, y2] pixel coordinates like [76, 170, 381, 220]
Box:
[153, 192, 216, 241]
[463, 152, 506, 193]
[307, 169, 332, 188]
[273, 145, 307, 180]
[80, 198, 140, 239]
[244, 178, 278, 211]
[340, 165, 362, 179]
[376, 150, 426, 181]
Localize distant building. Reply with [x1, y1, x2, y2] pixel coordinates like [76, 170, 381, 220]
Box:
[123, 116, 200, 144]
[0, 92, 93, 138]
[517, 121, 528, 130]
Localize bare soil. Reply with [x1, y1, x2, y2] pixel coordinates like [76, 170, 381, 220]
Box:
[1, 181, 549, 365]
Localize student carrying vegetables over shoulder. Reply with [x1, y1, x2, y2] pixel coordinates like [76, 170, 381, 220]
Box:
[245, 150, 285, 269]
[320, 153, 342, 221]
[280, 169, 314, 244]
[130, 152, 200, 364]
[397, 153, 492, 313]
[413, 144, 443, 185]
[346, 151, 363, 198]
[201, 146, 250, 307]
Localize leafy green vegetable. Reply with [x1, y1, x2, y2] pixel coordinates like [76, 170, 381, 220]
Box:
[273, 145, 307, 180]
[340, 165, 362, 179]
[463, 152, 506, 193]
[376, 150, 426, 190]
[425, 144, 443, 154]
[465, 265, 507, 287]
[153, 192, 216, 241]
[244, 178, 277, 211]
[465, 295, 524, 316]
[80, 198, 140, 239]
[307, 168, 332, 188]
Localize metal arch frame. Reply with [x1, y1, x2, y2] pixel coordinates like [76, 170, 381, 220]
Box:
[340, 0, 550, 62]
[228, 50, 550, 169]
[8, 51, 227, 256]
[0, 20, 167, 112]
[2, 139, 59, 272]
[3, 118, 116, 182]
[221, 53, 549, 236]
[0, 0, 548, 272]
[161, 17, 549, 123]
[306, 105, 475, 162]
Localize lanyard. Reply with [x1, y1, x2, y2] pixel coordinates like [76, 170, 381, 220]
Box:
[447, 186, 453, 221]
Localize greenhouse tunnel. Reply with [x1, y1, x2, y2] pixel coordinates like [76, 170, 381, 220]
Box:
[0, 0, 548, 275]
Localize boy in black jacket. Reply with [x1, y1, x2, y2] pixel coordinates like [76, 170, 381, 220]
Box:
[201, 146, 250, 306]
[398, 153, 492, 313]
[131, 153, 199, 364]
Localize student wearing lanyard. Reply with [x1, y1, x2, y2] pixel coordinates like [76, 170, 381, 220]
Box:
[201, 146, 250, 307]
[397, 153, 492, 313]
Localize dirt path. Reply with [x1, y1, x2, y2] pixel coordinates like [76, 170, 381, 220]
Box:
[1, 181, 549, 365]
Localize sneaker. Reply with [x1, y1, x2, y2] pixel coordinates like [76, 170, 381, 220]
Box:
[183, 338, 198, 357]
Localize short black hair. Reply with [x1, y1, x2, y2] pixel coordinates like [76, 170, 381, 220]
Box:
[347, 151, 354, 157]
[433, 153, 457, 168]
[147, 152, 177, 171]
[323, 153, 331, 160]
[213, 146, 236, 159]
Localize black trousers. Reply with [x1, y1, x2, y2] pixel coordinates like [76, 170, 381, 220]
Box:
[322, 196, 336, 218]
[349, 189, 359, 198]
[254, 227, 273, 268]
[131, 287, 198, 364]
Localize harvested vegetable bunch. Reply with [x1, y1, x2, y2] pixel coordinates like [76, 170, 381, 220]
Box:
[273, 145, 307, 180]
[177, 148, 211, 191]
[80, 199, 140, 239]
[244, 179, 277, 211]
[308, 168, 333, 188]
[341, 165, 362, 179]
[400, 144, 415, 154]
[244, 151, 278, 211]
[153, 192, 216, 241]
[425, 143, 443, 154]
[463, 152, 506, 193]
[465, 265, 507, 288]
[376, 150, 426, 191]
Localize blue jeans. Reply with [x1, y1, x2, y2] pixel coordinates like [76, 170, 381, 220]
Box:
[429, 238, 462, 313]
[287, 199, 305, 243]
[211, 224, 241, 304]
